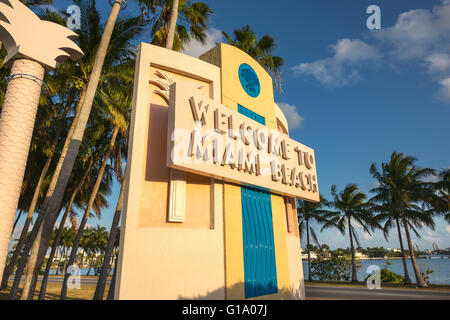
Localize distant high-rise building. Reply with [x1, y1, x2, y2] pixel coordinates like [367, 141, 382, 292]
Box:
[432, 242, 439, 251]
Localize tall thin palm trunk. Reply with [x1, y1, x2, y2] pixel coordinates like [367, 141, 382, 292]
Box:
[107, 250, 119, 300]
[305, 219, 312, 281]
[165, 0, 179, 50]
[1, 100, 73, 290]
[38, 158, 93, 299]
[94, 164, 127, 299]
[11, 209, 23, 235]
[9, 86, 87, 300]
[402, 217, 427, 287]
[347, 216, 357, 282]
[60, 126, 120, 299]
[395, 217, 412, 285]
[13, 0, 124, 299]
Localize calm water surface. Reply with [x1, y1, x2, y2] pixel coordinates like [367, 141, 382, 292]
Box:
[302, 256, 450, 284]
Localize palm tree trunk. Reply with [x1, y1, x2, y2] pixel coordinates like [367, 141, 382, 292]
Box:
[60, 126, 120, 299]
[347, 216, 357, 282]
[0, 102, 73, 290]
[395, 217, 412, 285]
[14, 1, 124, 300]
[0, 59, 45, 284]
[402, 217, 427, 287]
[38, 158, 93, 299]
[87, 254, 94, 276]
[305, 219, 312, 281]
[11, 209, 23, 235]
[8, 85, 87, 300]
[165, 0, 179, 49]
[94, 164, 127, 299]
[107, 250, 119, 300]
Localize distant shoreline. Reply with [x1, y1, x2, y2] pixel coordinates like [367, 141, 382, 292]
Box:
[302, 256, 450, 261]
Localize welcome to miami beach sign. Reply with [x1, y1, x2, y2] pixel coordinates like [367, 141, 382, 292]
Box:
[167, 81, 319, 202]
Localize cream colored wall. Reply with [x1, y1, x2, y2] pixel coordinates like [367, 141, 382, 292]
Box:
[115, 43, 224, 299]
[200, 44, 305, 300]
[286, 235, 305, 299]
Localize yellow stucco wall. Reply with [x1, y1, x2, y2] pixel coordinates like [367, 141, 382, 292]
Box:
[201, 43, 297, 300]
[117, 42, 306, 300]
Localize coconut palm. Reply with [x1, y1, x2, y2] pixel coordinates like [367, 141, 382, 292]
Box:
[60, 82, 130, 299]
[138, 0, 213, 51]
[321, 184, 375, 282]
[369, 152, 436, 287]
[222, 25, 284, 91]
[425, 168, 450, 223]
[0, 0, 82, 283]
[94, 163, 128, 299]
[297, 195, 329, 281]
[369, 183, 413, 285]
[37, 156, 94, 299]
[10, 0, 145, 300]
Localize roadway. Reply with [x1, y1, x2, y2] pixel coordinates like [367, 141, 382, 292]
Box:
[305, 284, 450, 300]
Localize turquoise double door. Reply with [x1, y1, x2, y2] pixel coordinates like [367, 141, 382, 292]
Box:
[238, 104, 278, 298]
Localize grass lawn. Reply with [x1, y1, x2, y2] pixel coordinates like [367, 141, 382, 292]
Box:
[0, 280, 110, 300]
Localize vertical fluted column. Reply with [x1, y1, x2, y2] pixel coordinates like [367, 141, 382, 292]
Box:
[0, 58, 44, 281]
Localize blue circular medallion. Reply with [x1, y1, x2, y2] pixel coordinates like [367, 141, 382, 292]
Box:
[238, 63, 260, 98]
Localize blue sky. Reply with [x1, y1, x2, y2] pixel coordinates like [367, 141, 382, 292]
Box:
[17, 0, 449, 251]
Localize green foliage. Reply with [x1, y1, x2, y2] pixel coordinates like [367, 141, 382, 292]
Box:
[420, 267, 434, 285]
[380, 268, 404, 283]
[364, 268, 405, 283]
[310, 255, 362, 281]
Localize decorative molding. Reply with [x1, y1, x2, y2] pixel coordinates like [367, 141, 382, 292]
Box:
[167, 168, 186, 222]
[150, 70, 175, 103]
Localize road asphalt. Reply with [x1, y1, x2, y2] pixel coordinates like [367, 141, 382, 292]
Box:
[305, 285, 450, 300]
[9, 277, 450, 299]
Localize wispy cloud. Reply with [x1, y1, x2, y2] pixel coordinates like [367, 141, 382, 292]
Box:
[293, 0, 450, 102]
[182, 28, 223, 58]
[292, 39, 380, 86]
[276, 102, 304, 130]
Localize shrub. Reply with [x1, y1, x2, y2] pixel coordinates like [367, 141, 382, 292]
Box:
[311, 255, 362, 281]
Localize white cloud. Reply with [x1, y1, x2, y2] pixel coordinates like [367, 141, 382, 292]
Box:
[182, 28, 223, 58]
[445, 225, 450, 234]
[292, 39, 380, 86]
[276, 102, 304, 130]
[372, 2, 450, 61]
[439, 77, 450, 101]
[362, 232, 372, 240]
[425, 53, 450, 74]
[293, 0, 450, 102]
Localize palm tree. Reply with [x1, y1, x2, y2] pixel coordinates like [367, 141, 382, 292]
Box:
[321, 184, 375, 282]
[138, 0, 213, 51]
[60, 105, 124, 299]
[94, 163, 128, 299]
[0, 0, 82, 284]
[222, 25, 284, 91]
[369, 152, 436, 287]
[369, 182, 413, 284]
[37, 156, 94, 299]
[426, 168, 450, 223]
[297, 195, 329, 281]
[10, 0, 145, 300]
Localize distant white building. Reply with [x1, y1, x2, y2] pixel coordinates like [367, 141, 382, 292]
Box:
[301, 252, 317, 260]
[355, 251, 368, 259]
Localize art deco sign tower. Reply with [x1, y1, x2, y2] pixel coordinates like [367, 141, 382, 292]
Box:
[116, 43, 319, 299]
[0, 0, 83, 280]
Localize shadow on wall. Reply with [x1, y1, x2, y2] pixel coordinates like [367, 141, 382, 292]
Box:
[177, 280, 306, 300]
